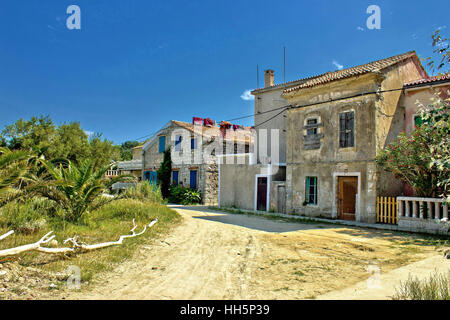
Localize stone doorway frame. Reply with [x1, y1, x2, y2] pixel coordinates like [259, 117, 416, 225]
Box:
[332, 172, 361, 221]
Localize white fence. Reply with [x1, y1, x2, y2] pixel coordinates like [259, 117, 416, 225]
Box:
[397, 197, 448, 220]
[397, 197, 448, 235]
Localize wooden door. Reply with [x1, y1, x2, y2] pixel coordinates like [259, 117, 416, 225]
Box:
[338, 177, 358, 221]
[190, 170, 197, 189]
[257, 177, 267, 211]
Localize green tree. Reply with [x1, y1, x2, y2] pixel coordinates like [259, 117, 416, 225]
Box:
[1, 116, 56, 152]
[120, 141, 141, 161]
[424, 29, 449, 75]
[376, 98, 449, 201]
[89, 133, 121, 169]
[49, 122, 90, 162]
[1, 116, 121, 170]
[157, 149, 172, 199]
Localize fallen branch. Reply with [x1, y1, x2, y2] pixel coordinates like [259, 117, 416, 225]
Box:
[0, 231, 74, 258]
[0, 219, 158, 258]
[0, 230, 14, 241]
[64, 218, 158, 251]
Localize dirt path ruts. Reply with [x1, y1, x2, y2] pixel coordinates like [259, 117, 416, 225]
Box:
[60, 206, 444, 300]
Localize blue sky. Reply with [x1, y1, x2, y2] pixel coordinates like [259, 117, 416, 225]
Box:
[0, 0, 448, 144]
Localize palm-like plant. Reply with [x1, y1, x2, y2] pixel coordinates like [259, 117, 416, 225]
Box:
[0, 147, 30, 198]
[28, 159, 135, 222]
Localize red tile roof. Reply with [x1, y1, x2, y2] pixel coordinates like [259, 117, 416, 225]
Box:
[403, 73, 450, 87]
[282, 51, 420, 94]
[171, 120, 253, 143]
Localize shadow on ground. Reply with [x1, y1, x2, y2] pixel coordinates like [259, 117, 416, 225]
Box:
[169, 204, 340, 233]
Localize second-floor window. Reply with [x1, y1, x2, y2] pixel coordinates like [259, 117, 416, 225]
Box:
[191, 137, 197, 150]
[175, 135, 182, 151]
[158, 136, 166, 153]
[339, 111, 354, 148]
[303, 117, 323, 150]
[306, 118, 318, 135]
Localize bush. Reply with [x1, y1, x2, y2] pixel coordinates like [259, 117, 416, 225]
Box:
[0, 198, 51, 234]
[393, 271, 450, 300]
[122, 181, 164, 204]
[91, 198, 167, 221]
[168, 185, 202, 205]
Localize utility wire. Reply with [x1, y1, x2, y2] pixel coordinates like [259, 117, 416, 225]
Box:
[129, 85, 412, 143]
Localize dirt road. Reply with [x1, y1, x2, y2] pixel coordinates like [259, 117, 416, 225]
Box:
[62, 206, 445, 300]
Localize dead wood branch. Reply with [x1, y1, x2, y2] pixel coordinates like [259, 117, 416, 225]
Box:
[0, 219, 157, 258]
[0, 231, 74, 257]
[64, 219, 158, 251]
[0, 230, 14, 241]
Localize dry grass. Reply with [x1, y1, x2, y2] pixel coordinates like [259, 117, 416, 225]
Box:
[250, 226, 444, 299]
[393, 271, 450, 300]
[0, 199, 181, 299]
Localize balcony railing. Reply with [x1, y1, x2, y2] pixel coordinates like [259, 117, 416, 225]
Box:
[105, 170, 120, 177]
[397, 197, 448, 220]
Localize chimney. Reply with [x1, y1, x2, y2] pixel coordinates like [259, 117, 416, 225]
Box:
[264, 69, 274, 87]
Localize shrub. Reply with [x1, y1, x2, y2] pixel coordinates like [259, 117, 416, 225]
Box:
[122, 181, 164, 204]
[168, 185, 202, 205]
[0, 198, 51, 234]
[92, 199, 167, 221]
[393, 271, 450, 300]
[24, 159, 135, 223]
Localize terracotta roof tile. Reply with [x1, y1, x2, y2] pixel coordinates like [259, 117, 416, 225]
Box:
[171, 120, 253, 143]
[282, 51, 418, 94]
[404, 73, 450, 87]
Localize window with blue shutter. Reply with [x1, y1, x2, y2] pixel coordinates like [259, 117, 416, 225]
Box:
[305, 177, 318, 205]
[158, 136, 166, 153]
[191, 137, 197, 150]
[175, 135, 182, 151]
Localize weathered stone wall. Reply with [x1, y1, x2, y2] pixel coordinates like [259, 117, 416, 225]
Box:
[203, 163, 218, 205]
[219, 156, 267, 211]
[282, 58, 427, 223]
[398, 217, 448, 235]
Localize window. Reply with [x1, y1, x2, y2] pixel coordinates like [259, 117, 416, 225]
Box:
[305, 177, 318, 205]
[158, 136, 166, 153]
[191, 137, 197, 150]
[414, 115, 423, 128]
[306, 118, 318, 136]
[303, 117, 323, 150]
[339, 111, 354, 148]
[175, 135, 182, 151]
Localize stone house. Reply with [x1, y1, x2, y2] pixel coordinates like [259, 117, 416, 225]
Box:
[282, 51, 429, 223]
[219, 69, 316, 212]
[141, 118, 253, 205]
[109, 145, 143, 190]
[220, 51, 438, 224]
[400, 74, 450, 196]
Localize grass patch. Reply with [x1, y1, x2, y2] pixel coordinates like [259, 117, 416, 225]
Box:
[393, 271, 450, 300]
[0, 199, 181, 289]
